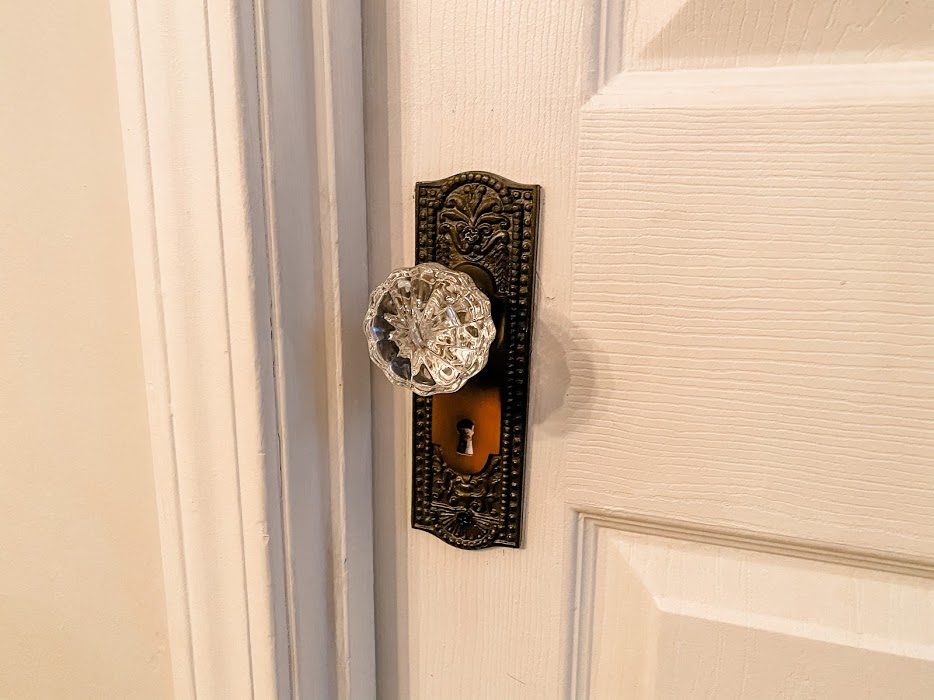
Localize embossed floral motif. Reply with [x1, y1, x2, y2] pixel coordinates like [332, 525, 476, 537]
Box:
[429, 448, 503, 547]
[438, 184, 510, 256]
[437, 458, 502, 515]
[412, 172, 539, 549]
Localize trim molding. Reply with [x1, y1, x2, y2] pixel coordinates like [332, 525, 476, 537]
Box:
[595, 0, 688, 90]
[110, 0, 374, 697]
[590, 60, 934, 107]
[569, 510, 934, 696]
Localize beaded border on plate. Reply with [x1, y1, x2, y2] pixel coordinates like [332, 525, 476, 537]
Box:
[411, 171, 539, 550]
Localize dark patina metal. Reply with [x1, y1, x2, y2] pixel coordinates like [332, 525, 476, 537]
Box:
[411, 171, 540, 549]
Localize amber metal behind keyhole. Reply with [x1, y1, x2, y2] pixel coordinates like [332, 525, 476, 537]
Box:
[431, 385, 501, 475]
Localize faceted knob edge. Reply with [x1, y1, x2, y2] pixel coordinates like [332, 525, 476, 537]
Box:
[363, 262, 496, 396]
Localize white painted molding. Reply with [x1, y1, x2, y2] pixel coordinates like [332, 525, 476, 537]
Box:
[591, 60, 934, 108]
[258, 0, 376, 697]
[109, 0, 374, 697]
[596, 0, 688, 89]
[570, 512, 934, 698]
[597, 0, 933, 80]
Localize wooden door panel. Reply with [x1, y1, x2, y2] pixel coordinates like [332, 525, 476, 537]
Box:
[575, 517, 934, 698]
[367, 0, 934, 696]
[366, 2, 592, 696]
[569, 63, 934, 559]
[601, 0, 934, 75]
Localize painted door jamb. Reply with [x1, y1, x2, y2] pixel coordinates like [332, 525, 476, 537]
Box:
[109, 1, 375, 696]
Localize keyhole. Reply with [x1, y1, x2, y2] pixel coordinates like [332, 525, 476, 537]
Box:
[456, 418, 475, 456]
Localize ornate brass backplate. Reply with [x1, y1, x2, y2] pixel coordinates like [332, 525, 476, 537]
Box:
[412, 171, 539, 549]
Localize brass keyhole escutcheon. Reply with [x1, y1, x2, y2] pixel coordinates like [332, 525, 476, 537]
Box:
[365, 171, 539, 549]
[411, 171, 539, 550]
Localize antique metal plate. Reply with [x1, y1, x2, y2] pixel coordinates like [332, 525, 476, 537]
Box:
[412, 171, 539, 549]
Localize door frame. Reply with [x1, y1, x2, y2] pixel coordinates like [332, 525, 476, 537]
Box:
[109, 1, 375, 697]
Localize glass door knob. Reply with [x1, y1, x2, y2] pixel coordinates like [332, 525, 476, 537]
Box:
[363, 262, 496, 396]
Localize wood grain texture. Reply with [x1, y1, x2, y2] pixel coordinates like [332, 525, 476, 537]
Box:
[601, 0, 934, 79]
[568, 63, 934, 560]
[365, 1, 595, 696]
[574, 516, 934, 698]
[366, 0, 934, 696]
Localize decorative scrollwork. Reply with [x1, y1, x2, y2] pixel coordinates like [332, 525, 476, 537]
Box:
[424, 448, 504, 548]
[411, 171, 539, 550]
[439, 183, 510, 257]
[434, 449, 503, 515]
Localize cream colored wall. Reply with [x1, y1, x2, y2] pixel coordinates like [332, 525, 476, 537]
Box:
[0, 2, 172, 697]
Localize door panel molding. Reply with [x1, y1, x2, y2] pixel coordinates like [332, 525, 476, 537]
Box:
[570, 511, 934, 698]
[573, 511, 934, 587]
[569, 59, 934, 562]
[592, 59, 934, 107]
[364, 0, 934, 696]
[109, 1, 374, 697]
[597, 0, 934, 84]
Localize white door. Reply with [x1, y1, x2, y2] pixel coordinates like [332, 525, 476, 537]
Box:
[364, 1, 934, 697]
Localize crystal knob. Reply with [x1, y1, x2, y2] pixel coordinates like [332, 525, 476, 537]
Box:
[363, 262, 496, 396]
